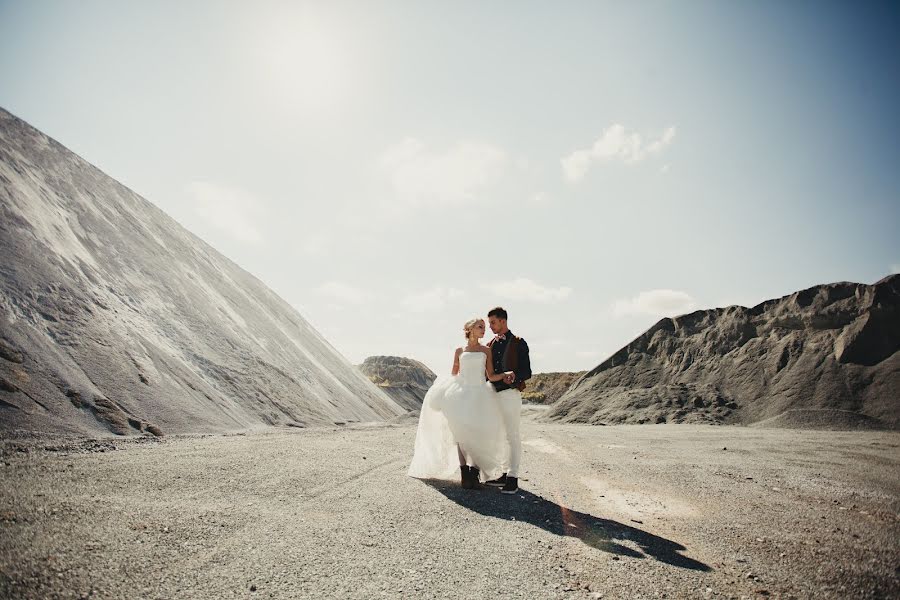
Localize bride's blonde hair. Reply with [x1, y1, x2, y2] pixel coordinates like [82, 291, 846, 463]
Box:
[463, 318, 483, 341]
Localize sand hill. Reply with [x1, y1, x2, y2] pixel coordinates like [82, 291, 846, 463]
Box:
[546, 276, 899, 429]
[358, 356, 436, 411]
[0, 107, 404, 438]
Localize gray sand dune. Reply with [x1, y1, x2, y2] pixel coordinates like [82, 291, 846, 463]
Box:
[548, 276, 899, 429]
[0, 107, 404, 438]
[2, 415, 898, 599]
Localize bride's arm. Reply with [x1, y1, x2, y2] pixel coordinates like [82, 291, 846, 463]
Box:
[451, 347, 462, 375]
[483, 348, 513, 382]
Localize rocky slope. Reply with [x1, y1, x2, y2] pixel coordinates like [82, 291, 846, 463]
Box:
[0, 107, 404, 438]
[521, 372, 585, 404]
[546, 276, 899, 428]
[358, 356, 436, 411]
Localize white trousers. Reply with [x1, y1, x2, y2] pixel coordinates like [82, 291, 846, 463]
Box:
[495, 388, 522, 478]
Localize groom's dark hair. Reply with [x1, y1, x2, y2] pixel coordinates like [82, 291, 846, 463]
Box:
[488, 306, 508, 320]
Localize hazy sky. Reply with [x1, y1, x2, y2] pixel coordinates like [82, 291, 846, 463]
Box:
[2, 1, 898, 375]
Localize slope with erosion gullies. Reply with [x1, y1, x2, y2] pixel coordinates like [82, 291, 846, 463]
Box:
[0, 107, 404, 438]
[545, 276, 899, 429]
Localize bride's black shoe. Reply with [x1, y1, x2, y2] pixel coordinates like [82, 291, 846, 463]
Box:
[469, 466, 481, 489]
[460, 465, 472, 489]
[485, 473, 507, 487]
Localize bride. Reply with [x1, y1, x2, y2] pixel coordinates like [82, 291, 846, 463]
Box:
[407, 317, 514, 488]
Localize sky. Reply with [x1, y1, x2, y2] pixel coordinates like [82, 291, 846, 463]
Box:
[1, 1, 899, 376]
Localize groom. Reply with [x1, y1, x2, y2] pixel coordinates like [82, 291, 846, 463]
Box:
[485, 306, 531, 495]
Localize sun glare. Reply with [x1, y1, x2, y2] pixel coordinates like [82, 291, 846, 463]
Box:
[256, 16, 351, 113]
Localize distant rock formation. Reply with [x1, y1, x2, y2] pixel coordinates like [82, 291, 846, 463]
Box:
[546, 276, 899, 429]
[359, 356, 436, 411]
[0, 107, 405, 438]
[521, 372, 585, 404]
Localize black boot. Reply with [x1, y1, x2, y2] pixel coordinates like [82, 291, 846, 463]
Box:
[469, 466, 481, 489]
[460, 465, 472, 489]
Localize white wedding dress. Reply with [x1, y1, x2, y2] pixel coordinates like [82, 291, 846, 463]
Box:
[407, 351, 507, 483]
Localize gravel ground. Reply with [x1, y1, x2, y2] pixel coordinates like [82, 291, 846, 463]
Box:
[1, 410, 898, 599]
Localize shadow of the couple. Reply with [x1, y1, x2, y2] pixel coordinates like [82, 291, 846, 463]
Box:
[420, 479, 710, 572]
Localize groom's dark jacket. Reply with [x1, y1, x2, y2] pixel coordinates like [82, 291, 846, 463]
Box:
[487, 331, 531, 392]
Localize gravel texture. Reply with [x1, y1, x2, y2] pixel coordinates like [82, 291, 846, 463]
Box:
[1, 411, 898, 599]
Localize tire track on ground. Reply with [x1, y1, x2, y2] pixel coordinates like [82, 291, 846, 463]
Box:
[300, 456, 406, 502]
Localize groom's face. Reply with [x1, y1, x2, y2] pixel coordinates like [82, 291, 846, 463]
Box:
[488, 316, 506, 334]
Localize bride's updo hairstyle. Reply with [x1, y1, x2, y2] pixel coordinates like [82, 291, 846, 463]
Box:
[463, 318, 482, 341]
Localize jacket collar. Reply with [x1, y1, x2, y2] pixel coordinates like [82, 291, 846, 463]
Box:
[494, 330, 513, 342]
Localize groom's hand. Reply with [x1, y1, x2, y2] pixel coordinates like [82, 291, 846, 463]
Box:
[503, 372, 515, 384]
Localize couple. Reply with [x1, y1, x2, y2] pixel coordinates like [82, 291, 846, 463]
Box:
[408, 306, 531, 495]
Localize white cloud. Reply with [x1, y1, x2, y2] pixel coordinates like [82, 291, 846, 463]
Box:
[185, 181, 266, 243]
[562, 124, 677, 183]
[379, 137, 507, 206]
[612, 289, 697, 318]
[561, 149, 594, 184]
[314, 281, 374, 305]
[401, 286, 466, 313]
[482, 278, 572, 303]
[645, 126, 677, 155]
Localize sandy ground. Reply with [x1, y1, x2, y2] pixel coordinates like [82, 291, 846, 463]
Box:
[1, 408, 898, 600]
